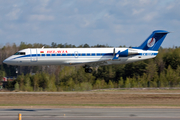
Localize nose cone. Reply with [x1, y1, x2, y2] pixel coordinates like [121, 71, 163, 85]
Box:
[3, 57, 14, 65]
[3, 59, 9, 64]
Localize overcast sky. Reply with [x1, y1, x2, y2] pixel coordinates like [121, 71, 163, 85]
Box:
[0, 0, 179, 48]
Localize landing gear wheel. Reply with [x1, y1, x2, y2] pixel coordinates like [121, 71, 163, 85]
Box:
[85, 68, 93, 73]
[88, 68, 92, 73]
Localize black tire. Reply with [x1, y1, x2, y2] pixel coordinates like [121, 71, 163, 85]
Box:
[85, 68, 88, 73]
[85, 68, 92, 73]
[88, 68, 92, 73]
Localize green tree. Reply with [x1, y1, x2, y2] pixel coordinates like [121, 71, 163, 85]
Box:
[33, 74, 39, 91]
[125, 78, 130, 88]
[108, 80, 114, 88]
[16, 74, 24, 90]
[93, 79, 101, 89]
[130, 77, 138, 88]
[166, 65, 177, 87]
[24, 74, 33, 91]
[14, 82, 19, 91]
[0, 70, 6, 80]
[46, 74, 57, 91]
[100, 80, 107, 89]
[66, 77, 75, 91]
[80, 82, 92, 91]
[118, 77, 124, 88]
[163, 48, 180, 69]
[159, 71, 168, 87]
[138, 73, 148, 87]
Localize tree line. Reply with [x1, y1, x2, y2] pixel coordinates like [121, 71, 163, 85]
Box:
[0, 42, 180, 91]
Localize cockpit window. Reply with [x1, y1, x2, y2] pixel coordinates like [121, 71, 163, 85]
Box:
[14, 52, 26, 55]
[20, 52, 25, 55]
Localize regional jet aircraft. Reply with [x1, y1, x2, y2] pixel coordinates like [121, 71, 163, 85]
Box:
[3, 30, 169, 73]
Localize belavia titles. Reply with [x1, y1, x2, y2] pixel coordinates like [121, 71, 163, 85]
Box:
[3, 30, 169, 73]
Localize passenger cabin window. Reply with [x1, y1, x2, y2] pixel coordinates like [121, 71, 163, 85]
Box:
[14, 52, 26, 55]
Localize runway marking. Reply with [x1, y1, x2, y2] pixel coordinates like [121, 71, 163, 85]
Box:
[1, 116, 180, 118]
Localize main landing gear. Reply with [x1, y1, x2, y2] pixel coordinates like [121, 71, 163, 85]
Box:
[84, 65, 93, 73]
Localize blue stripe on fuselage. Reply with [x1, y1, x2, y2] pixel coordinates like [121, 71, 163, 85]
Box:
[12, 52, 157, 60]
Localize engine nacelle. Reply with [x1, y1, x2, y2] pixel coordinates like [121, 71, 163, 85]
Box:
[119, 49, 139, 57]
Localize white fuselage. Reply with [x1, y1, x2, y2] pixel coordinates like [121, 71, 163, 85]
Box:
[3, 48, 158, 66]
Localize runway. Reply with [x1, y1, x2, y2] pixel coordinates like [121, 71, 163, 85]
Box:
[0, 108, 180, 120]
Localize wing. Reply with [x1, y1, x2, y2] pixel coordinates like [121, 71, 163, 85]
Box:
[68, 59, 112, 67]
[85, 60, 112, 67]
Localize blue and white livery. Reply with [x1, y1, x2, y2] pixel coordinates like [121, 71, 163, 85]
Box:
[3, 30, 169, 73]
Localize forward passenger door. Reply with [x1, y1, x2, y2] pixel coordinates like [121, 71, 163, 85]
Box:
[30, 49, 38, 62]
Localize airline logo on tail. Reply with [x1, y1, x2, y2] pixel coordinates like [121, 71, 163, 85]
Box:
[147, 38, 156, 47]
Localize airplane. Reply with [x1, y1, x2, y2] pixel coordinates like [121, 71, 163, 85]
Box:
[3, 30, 169, 73]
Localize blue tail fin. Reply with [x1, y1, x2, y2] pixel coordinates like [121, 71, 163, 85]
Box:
[132, 30, 169, 51]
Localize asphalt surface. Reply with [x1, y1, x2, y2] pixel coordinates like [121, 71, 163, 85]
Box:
[0, 108, 180, 120]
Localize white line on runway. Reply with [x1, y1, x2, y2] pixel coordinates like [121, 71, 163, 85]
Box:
[1, 116, 180, 118]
